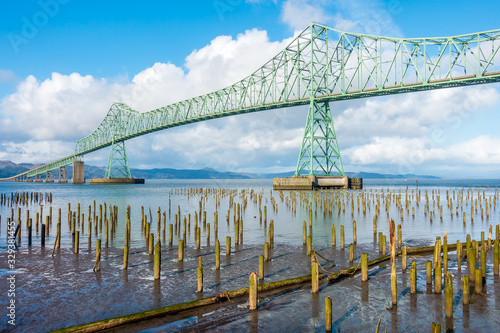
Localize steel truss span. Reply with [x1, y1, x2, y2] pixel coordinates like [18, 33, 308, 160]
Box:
[12, 23, 500, 179]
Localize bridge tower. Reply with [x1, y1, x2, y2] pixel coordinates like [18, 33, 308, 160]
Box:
[105, 139, 132, 178]
[295, 100, 344, 176]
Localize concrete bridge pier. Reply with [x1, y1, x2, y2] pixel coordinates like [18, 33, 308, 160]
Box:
[57, 166, 67, 183]
[45, 171, 54, 183]
[34, 174, 43, 182]
[72, 161, 85, 184]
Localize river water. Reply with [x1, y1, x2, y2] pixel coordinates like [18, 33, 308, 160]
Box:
[0, 179, 499, 332]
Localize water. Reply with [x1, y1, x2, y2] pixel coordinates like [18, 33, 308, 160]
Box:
[0, 179, 499, 332]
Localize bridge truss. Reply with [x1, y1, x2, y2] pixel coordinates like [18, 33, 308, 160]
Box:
[11, 23, 500, 180]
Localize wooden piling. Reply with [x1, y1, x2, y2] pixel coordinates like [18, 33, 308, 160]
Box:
[475, 268, 482, 293]
[196, 227, 201, 249]
[264, 242, 269, 261]
[353, 220, 357, 244]
[303, 221, 307, 245]
[410, 260, 417, 294]
[41, 224, 45, 246]
[93, 239, 101, 272]
[468, 244, 476, 282]
[259, 255, 264, 280]
[349, 243, 354, 262]
[168, 224, 173, 246]
[226, 236, 231, 256]
[178, 239, 184, 262]
[361, 253, 368, 282]
[325, 296, 332, 332]
[123, 245, 129, 269]
[402, 246, 407, 272]
[494, 240, 499, 276]
[197, 256, 203, 292]
[311, 253, 319, 293]
[389, 219, 397, 305]
[435, 262, 442, 294]
[340, 225, 345, 250]
[249, 272, 258, 310]
[462, 276, 469, 305]
[307, 236, 312, 255]
[331, 224, 336, 247]
[445, 272, 453, 318]
[148, 233, 154, 255]
[457, 240, 462, 271]
[74, 230, 79, 254]
[426, 260, 432, 285]
[397, 224, 402, 249]
[215, 239, 220, 270]
[481, 247, 486, 278]
[154, 240, 161, 280]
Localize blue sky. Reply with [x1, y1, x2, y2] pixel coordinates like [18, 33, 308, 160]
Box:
[1, 0, 500, 177]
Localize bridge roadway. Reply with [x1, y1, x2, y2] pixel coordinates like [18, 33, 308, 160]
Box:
[6, 23, 500, 182]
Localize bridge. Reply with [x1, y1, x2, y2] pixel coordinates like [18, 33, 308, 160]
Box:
[6, 23, 500, 184]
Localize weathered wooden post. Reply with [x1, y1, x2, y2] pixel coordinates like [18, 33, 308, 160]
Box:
[123, 245, 129, 269]
[197, 256, 203, 292]
[303, 221, 307, 245]
[426, 260, 432, 285]
[226, 236, 231, 256]
[353, 220, 357, 244]
[361, 253, 368, 282]
[178, 239, 184, 262]
[215, 239, 220, 270]
[340, 225, 345, 250]
[93, 239, 101, 272]
[389, 219, 397, 305]
[249, 272, 258, 310]
[154, 239, 161, 280]
[331, 224, 336, 247]
[259, 255, 264, 280]
[475, 268, 482, 293]
[462, 276, 469, 305]
[494, 240, 499, 276]
[445, 272, 453, 318]
[410, 260, 417, 294]
[311, 252, 319, 293]
[325, 296, 332, 332]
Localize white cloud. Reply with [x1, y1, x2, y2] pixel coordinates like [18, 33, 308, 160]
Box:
[448, 135, 500, 165]
[335, 86, 500, 147]
[0, 28, 295, 168]
[280, 0, 402, 36]
[346, 134, 500, 177]
[0, 140, 74, 164]
[348, 137, 446, 165]
[281, 0, 333, 31]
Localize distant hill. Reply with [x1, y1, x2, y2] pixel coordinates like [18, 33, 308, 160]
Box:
[0, 161, 31, 178]
[0, 160, 439, 180]
[346, 171, 440, 180]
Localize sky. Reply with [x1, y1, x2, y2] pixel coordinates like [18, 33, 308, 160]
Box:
[1, 0, 500, 178]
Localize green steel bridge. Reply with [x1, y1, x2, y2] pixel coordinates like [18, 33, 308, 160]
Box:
[8, 23, 500, 182]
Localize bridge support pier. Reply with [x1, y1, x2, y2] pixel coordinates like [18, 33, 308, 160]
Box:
[57, 166, 67, 183]
[72, 161, 85, 184]
[45, 171, 54, 183]
[295, 100, 344, 176]
[34, 174, 43, 182]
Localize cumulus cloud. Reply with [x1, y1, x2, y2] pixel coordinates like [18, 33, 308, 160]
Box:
[281, 0, 334, 31]
[335, 86, 499, 148]
[280, 0, 402, 36]
[0, 28, 297, 169]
